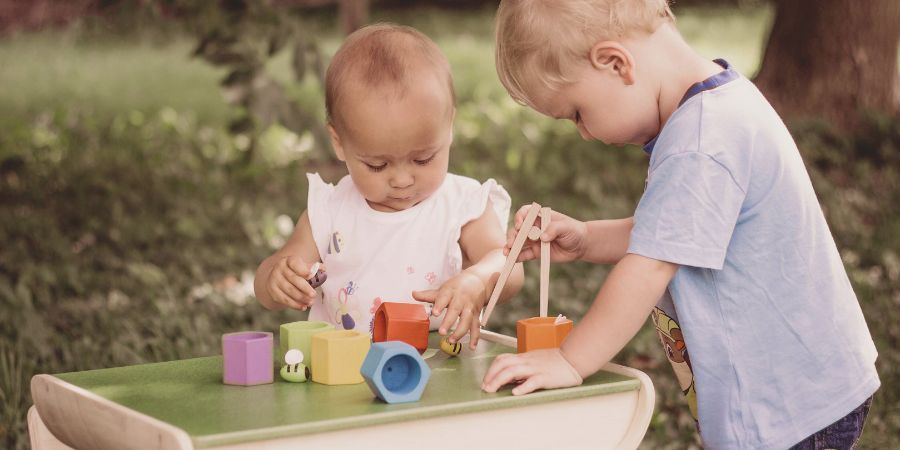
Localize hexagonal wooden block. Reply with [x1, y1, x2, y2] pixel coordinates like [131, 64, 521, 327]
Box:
[279, 320, 333, 370]
[516, 317, 573, 353]
[372, 302, 429, 354]
[310, 330, 371, 385]
[361, 342, 431, 404]
[222, 331, 273, 386]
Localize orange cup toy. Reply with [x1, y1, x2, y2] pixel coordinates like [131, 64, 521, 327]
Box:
[515, 316, 573, 353]
[372, 302, 429, 354]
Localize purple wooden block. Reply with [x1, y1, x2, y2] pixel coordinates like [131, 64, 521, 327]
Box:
[223, 331, 274, 386]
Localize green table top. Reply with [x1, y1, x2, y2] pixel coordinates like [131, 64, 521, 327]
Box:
[54, 333, 640, 448]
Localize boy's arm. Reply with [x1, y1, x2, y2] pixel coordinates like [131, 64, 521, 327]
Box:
[482, 253, 676, 394]
[254, 210, 322, 311]
[580, 217, 634, 265]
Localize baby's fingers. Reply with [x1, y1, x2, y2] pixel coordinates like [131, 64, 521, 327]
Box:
[283, 270, 317, 298]
[449, 308, 475, 343]
[412, 289, 438, 304]
[430, 288, 454, 317]
[269, 282, 310, 311]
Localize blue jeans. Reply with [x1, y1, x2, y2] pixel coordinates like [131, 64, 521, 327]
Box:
[788, 396, 874, 450]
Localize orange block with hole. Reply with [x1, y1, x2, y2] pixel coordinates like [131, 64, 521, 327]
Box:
[516, 316, 573, 353]
[372, 302, 429, 354]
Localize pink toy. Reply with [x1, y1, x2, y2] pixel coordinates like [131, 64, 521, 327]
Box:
[222, 331, 274, 386]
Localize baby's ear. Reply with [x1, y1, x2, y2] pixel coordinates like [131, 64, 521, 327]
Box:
[588, 41, 635, 85]
[327, 124, 346, 161]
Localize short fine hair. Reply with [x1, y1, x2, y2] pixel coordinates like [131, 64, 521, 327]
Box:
[325, 23, 455, 132]
[495, 0, 674, 109]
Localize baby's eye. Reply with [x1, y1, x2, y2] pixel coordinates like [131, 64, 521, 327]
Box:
[414, 154, 436, 166]
[364, 162, 387, 172]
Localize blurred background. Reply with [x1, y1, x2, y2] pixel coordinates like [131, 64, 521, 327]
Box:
[0, 0, 897, 448]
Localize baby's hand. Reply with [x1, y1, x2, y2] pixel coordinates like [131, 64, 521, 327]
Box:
[481, 349, 583, 395]
[506, 205, 588, 263]
[412, 271, 487, 349]
[266, 256, 319, 311]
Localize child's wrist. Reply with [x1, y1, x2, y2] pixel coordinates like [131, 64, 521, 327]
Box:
[558, 345, 587, 381]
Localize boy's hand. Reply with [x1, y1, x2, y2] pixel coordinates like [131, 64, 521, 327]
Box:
[412, 271, 487, 349]
[506, 205, 588, 263]
[481, 348, 583, 395]
[266, 256, 319, 311]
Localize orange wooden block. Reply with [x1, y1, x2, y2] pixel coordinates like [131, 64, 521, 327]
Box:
[516, 316, 573, 353]
[372, 302, 429, 354]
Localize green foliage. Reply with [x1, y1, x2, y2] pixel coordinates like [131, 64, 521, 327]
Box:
[0, 4, 896, 449]
[181, 0, 331, 161]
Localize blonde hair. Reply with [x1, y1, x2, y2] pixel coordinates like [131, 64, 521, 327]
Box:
[325, 23, 455, 133]
[495, 0, 674, 108]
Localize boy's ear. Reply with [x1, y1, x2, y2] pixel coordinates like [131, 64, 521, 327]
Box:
[327, 124, 346, 162]
[588, 42, 636, 85]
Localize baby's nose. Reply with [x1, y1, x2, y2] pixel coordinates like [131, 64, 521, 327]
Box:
[390, 171, 414, 188]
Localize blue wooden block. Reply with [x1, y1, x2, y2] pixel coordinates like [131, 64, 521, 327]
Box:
[360, 341, 431, 404]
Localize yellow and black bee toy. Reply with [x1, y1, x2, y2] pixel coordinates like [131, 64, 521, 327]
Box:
[440, 336, 462, 356]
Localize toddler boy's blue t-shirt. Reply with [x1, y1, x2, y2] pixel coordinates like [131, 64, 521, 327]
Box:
[628, 64, 879, 449]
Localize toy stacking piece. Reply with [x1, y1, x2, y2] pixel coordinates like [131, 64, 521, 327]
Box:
[478, 202, 574, 352]
[280, 320, 333, 371]
[280, 349, 310, 383]
[311, 330, 371, 385]
[222, 331, 274, 386]
[307, 262, 327, 288]
[361, 341, 431, 404]
[539, 207, 551, 318]
[516, 316, 573, 353]
[481, 202, 542, 326]
[440, 336, 462, 356]
[372, 302, 429, 354]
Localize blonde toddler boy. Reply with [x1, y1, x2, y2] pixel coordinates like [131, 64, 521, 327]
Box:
[481, 1, 879, 449]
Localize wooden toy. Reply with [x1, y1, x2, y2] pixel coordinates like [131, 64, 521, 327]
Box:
[372, 302, 429, 354]
[439, 336, 462, 356]
[311, 330, 371, 385]
[516, 316, 573, 353]
[360, 341, 431, 404]
[280, 349, 310, 383]
[222, 331, 273, 386]
[279, 320, 333, 370]
[481, 202, 541, 326]
[480, 203, 574, 353]
[307, 262, 327, 288]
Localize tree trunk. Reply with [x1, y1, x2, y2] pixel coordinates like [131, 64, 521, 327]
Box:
[754, 0, 900, 130]
[339, 0, 369, 35]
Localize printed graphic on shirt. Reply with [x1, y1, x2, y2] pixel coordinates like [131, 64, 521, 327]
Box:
[652, 307, 699, 420]
[328, 281, 363, 330]
[327, 231, 344, 255]
[368, 297, 383, 335]
[425, 271, 437, 285]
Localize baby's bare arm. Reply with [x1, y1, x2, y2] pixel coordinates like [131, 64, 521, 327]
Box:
[254, 210, 322, 310]
[458, 199, 525, 304]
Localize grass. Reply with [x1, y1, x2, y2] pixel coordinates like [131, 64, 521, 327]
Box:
[1, 3, 896, 449]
